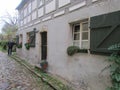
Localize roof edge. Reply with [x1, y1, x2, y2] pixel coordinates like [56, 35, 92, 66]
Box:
[16, 0, 30, 10]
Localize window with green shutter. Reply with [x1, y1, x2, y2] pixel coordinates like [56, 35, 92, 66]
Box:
[90, 10, 120, 55]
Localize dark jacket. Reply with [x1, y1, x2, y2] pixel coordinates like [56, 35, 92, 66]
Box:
[7, 41, 15, 49]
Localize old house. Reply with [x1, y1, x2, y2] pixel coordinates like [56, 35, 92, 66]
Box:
[16, 0, 120, 90]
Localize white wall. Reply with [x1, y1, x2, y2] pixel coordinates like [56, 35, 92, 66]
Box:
[16, 0, 120, 89]
[45, 0, 56, 14]
[27, 15, 31, 23]
[32, 11, 37, 20]
[58, 0, 70, 8]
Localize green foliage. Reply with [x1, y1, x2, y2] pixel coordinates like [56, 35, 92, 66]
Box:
[67, 46, 87, 56]
[40, 60, 48, 71]
[0, 41, 8, 50]
[108, 43, 120, 90]
[34, 67, 72, 90]
[24, 43, 30, 50]
[17, 43, 22, 48]
[67, 46, 80, 56]
[108, 43, 120, 51]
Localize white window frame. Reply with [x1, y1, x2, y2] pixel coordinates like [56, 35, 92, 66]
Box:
[73, 21, 89, 49]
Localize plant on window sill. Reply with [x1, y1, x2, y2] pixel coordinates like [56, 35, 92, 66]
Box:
[67, 46, 88, 56]
[24, 42, 30, 50]
[17, 42, 22, 48]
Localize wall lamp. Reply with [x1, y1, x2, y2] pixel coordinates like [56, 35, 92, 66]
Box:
[33, 28, 39, 33]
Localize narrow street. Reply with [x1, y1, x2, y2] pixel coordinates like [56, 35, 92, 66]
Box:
[0, 51, 50, 90]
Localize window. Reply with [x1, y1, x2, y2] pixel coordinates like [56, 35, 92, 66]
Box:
[32, 0, 37, 11]
[24, 7, 28, 17]
[28, 3, 32, 14]
[26, 31, 36, 47]
[29, 31, 36, 47]
[20, 10, 24, 19]
[73, 21, 89, 49]
[32, 11, 37, 20]
[45, 0, 56, 14]
[38, 0, 44, 7]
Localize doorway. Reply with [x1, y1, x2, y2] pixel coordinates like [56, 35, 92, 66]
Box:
[41, 32, 47, 60]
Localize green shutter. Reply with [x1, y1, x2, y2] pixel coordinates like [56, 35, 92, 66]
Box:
[29, 31, 36, 47]
[90, 11, 120, 54]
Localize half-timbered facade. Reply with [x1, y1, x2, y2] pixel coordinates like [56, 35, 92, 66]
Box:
[16, 0, 120, 89]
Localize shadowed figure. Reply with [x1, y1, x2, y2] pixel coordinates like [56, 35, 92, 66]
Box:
[7, 41, 16, 55]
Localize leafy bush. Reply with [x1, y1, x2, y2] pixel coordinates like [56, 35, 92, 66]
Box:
[25, 43, 30, 50]
[107, 43, 120, 90]
[17, 42, 22, 48]
[67, 46, 80, 56]
[108, 43, 120, 51]
[0, 41, 8, 50]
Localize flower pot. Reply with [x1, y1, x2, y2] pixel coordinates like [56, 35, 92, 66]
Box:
[40, 60, 48, 71]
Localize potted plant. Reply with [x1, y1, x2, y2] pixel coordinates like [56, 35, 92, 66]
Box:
[17, 42, 22, 48]
[40, 60, 48, 71]
[67, 46, 80, 56]
[24, 43, 30, 50]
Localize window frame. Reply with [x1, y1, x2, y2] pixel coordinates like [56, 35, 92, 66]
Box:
[72, 21, 89, 49]
[26, 31, 36, 47]
[28, 2, 32, 14]
[32, 0, 37, 11]
[38, 0, 44, 7]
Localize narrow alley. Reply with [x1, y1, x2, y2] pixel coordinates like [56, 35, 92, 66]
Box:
[0, 51, 53, 90]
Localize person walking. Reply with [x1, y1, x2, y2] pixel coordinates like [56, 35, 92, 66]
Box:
[7, 40, 15, 55]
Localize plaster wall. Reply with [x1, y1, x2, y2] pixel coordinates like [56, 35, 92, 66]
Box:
[16, 0, 120, 89]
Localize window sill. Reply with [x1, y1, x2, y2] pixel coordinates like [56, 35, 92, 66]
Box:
[78, 49, 88, 53]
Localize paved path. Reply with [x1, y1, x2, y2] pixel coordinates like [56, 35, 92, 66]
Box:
[0, 51, 41, 90]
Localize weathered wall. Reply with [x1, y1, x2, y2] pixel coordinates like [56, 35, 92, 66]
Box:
[16, 0, 120, 89]
[49, 53, 111, 90]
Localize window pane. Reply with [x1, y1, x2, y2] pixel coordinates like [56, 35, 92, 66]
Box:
[81, 41, 89, 49]
[82, 22, 88, 31]
[82, 32, 88, 40]
[39, 0, 43, 6]
[28, 3, 31, 13]
[73, 41, 79, 46]
[74, 33, 80, 40]
[74, 25, 80, 32]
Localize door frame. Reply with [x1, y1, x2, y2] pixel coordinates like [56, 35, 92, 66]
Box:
[40, 31, 47, 60]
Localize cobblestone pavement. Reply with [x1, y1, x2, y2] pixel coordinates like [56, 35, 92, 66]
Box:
[0, 51, 42, 90]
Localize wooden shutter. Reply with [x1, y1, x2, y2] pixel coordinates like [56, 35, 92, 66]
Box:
[90, 11, 120, 54]
[29, 31, 36, 47]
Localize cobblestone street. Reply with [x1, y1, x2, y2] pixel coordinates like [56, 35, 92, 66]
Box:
[0, 51, 42, 90]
